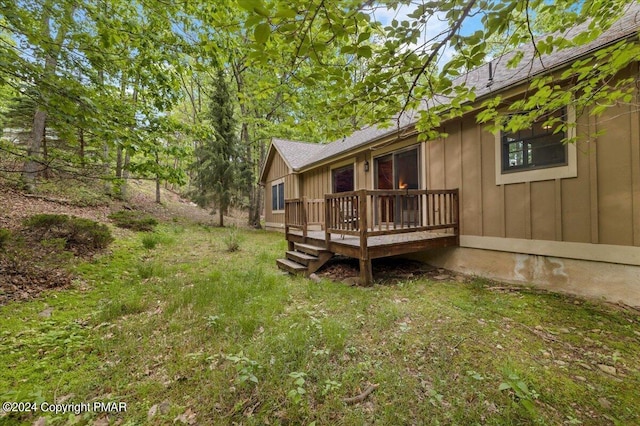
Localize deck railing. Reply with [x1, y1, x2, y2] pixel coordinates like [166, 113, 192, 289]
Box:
[286, 189, 459, 241]
[285, 197, 324, 237]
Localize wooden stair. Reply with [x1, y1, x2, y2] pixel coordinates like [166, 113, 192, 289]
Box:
[276, 242, 333, 277]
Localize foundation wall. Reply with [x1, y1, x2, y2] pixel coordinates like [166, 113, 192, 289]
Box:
[410, 245, 640, 307]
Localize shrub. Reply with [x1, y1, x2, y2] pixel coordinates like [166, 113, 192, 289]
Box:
[23, 214, 114, 250]
[0, 228, 10, 249]
[108, 210, 158, 232]
[223, 225, 242, 252]
[142, 233, 160, 249]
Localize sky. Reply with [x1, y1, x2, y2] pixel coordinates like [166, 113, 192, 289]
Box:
[367, 2, 486, 67]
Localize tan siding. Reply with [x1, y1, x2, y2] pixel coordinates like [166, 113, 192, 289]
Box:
[561, 113, 593, 243]
[530, 180, 556, 241]
[427, 137, 445, 189]
[504, 183, 526, 238]
[417, 88, 639, 248]
[302, 166, 331, 199]
[264, 150, 291, 227]
[266, 151, 289, 183]
[597, 101, 635, 246]
[356, 152, 368, 190]
[480, 126, 504, 237]
[445, 121, 462, 190]
[460, 117, 482, 235]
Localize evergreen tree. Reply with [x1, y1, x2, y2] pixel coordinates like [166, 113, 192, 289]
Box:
[192, 69, 240, 227]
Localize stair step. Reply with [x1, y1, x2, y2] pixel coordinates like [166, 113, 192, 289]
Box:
[286, 250, 317, 265]
[276, 258, 307, 274]
[294, 242, 329, 257]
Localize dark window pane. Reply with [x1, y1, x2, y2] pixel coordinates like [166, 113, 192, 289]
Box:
[375, 155, 393, 189]
[502, 108, 566, 172]
[332, 165, 354, 193]
[395, 148, 419, 189]
[272, 184, 278, 210]
[278, 183, 285, 210]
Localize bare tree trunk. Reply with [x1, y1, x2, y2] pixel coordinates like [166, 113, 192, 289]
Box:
[119, 79, 137, 200]
[22, 2, 74, 191]
[115, 146, 123, 178]
[78, 127, 85, 167]
[120, 149, 130, 200]
[103, 142, 111, 194]
[155, 151, 161, 204]
[23, 109, 46, 190]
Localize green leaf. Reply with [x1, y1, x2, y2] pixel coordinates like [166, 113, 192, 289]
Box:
[357, 46, 372, 58]
[254, 23, 270, 44]
[237, 0, 263, 12]
[498, 382, 511, 391]
[275, 7, 297, 19]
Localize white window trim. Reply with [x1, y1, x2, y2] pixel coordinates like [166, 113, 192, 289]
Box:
[495, 105, 577, 185]
[271, 178, 285, 213]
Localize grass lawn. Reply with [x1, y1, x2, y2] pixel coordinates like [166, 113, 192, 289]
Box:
[1, 223, 639, 425]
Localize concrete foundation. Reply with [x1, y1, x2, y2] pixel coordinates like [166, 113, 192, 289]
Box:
[410, 247, 640, 307]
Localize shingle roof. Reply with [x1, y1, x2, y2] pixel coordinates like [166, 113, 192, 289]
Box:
[272, 138, 325, 169]
[273, 4, 640, 171]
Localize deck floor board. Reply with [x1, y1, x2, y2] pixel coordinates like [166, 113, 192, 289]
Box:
[289, 229, 453, 248]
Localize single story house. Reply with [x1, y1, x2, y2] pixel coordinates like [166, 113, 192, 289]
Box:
[259, 5, 640, 307]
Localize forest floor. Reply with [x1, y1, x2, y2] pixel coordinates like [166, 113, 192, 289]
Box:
[1, 177, 640, 425]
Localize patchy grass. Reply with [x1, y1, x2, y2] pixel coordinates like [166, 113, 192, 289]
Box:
[108, 210, 158, 232]
[1, 225, 639, 425]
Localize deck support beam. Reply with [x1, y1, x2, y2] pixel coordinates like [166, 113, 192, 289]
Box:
[359, 258, 373, 286]
[358, 190, 373, 286]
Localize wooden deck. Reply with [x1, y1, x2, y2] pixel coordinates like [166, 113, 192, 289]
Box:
[278, 189, 459, 285]
[287, 229, 458, 260]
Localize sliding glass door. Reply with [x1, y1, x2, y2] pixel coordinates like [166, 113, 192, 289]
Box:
[374, 146, 420, 224]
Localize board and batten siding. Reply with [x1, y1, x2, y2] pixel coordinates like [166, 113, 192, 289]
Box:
[264, 149, 297, 229]
[424, 90, 640, 249]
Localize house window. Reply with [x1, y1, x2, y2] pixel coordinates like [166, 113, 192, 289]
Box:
[332, 164, 354, 193]
[374, 146, 420, 190]
[271, 181, 284, 212]
[374, 146, 421, 224]
[502, 108, 567, 173]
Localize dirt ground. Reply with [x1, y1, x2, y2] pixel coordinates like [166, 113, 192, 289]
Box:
[315, 256, 469, 285]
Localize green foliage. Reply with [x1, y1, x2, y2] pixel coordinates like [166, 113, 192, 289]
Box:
[499, 368, 540, 416]
[225, 351, 262, 386]
[2, 224, 640, 424]
[191, 69, 242, 227]
[139, 231, 175, 250]
[108, 210, 158, 232]
[222, 224, 242, 252]
[141, 234, 160, 249]
[23, 214, 113, 250]
[287, 371, 307, 406]
[0, 228, 11, 250]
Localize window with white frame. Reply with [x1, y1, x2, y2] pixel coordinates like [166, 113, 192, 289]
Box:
[271, 181, 285, 212]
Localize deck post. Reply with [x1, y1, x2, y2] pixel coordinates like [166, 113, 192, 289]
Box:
[302, 196, 308, 239]
[357, 190, 372, 286]
[284, 200, 293, 250]
[453, 188, 460, 246]
[324, 195, 330, 248]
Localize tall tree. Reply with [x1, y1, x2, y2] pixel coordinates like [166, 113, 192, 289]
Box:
[192, 69, 240, 227]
